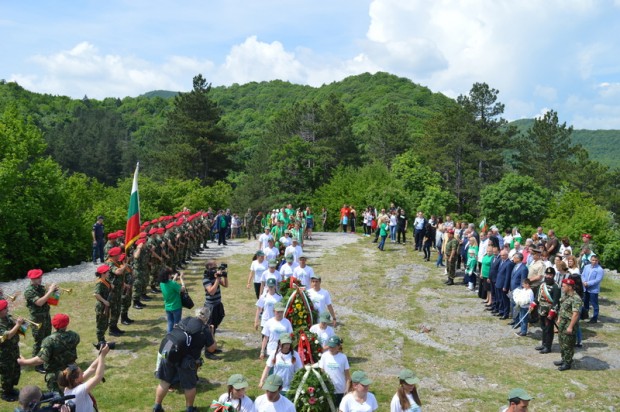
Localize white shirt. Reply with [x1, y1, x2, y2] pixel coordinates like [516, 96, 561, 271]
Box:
[339, 392, 378, 412]
[265, 350, 303, 391]
[250, 259, 269, 283]
[279, 236, 293, 248]
[217, 393, 256, 412]
[64, 383, 94, 412]
[261, 317, 293, 355]
[478, 238, 489, 263]
[318, 351, 349, 394]
[309, 324, 335, 347]
[293, 265, 314, 287]
[260, 269, 282, 286]
[256, 292, 282, 326]
[307, 288, 332, 315]
[280, 262, 298, 279]
[254, 393, 296, 412]
[258, 233, 273, 250]
[262, 246, 279, 261]
[285, 245, 303, 262]
[390, 393, 421, 412]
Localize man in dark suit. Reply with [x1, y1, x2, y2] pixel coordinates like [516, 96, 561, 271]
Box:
[486, 245, 502, 315]
[495, 249, 514, 319]
[508, 252, 529, 325]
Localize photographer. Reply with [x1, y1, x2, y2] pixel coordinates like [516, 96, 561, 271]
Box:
[153, 307, 216, 412]
[57, 344, 109, 412]
[15, 385, 73, 412]
[202, 260, 228, 336]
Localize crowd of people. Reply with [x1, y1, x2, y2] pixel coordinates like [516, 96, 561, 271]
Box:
[0, 201, 607, 411]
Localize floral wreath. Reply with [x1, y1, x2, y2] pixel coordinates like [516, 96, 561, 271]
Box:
[287, 364, 337, 412]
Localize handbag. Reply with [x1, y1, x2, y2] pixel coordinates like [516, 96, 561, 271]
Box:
[180, 289, 194, 309]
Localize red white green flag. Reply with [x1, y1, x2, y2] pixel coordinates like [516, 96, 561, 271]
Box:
[125, 163, 141, 252]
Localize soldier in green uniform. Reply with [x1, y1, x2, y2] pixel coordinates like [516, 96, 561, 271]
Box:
[94, 265, 112, 343]
[444, 229, 459, 285]
[103, 232, 119, 261]
[18, 313, 80, 393]
[133, 236, 150, 309]
[105, 247, 127, 336]
[23, 269, 55, 373]
[0, 299, 25, 402]
[245, 208, 255, 240]
[148, 229, 165, 293]
[553, 278, 582, 371]
[119, 252, 135, 326]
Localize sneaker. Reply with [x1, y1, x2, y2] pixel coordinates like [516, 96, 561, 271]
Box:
[153, 404, 165, 412]
[514, 332, 526, 337]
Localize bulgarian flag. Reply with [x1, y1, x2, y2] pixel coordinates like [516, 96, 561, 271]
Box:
[125, 163, 141, 252]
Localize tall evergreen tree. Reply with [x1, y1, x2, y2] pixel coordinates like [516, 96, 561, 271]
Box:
[157, 74, 234, 184]
[515, 110, 573, 190]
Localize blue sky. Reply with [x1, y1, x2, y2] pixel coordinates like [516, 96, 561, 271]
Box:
[2, 0, 620, 129]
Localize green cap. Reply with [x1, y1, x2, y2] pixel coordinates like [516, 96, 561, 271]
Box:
[318, 312, 331, 323]
[256, 250, 265, 257]
[279, 332, 292, 344]
[285, 254, 295, 261]
[274, 301, 286, 312]
[262, 374, 283, 392]
[266, 278, 277, 287]
[351, 371, 372, 385]
[326, 335, 342, 347]
[398, 369, 420, 385]
[508, 388, 533, 401]
[227, 374, 249, 389]
[311, 273, 321, 280]
[268, 259, 277, 267]
[299, 254, 307, 259]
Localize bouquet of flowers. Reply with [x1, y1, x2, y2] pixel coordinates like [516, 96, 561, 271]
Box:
[291, 329, 323, 365]
[287, 364, 336, 412]
[281, 278, 318, 331]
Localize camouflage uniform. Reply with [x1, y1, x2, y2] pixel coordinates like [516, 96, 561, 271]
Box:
[0, 315, 20, 396]
[38, 330, 80, 393]
[245, 211, 255, 239]
[133, 243, 149, 298]
[148, 236, 163, 289]
[106, 260, 124, 329]
[558, 292, 583, 366]
[24, 284, 52, 356]
[445, 237, 460, 280]
[120, 264, 134, 323]
[94, 279, 111, 342]
[103, 240, 117, 261]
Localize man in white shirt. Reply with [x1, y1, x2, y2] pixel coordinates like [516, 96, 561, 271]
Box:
[279, 230, 293, 248]
[260, 302, 292, 359]
[292, 255, 314, 287]
[279, 254, 298, 279]
[262, 239, 279, 261]
[307, 274, 337, 326]
[254, 374, 296, 412]
[258, 227, 273, 250]
[285, 238, 303, 263]
[259, 259, 281, 296]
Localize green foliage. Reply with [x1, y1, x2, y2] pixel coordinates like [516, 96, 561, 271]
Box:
[155, 74, 235, 184]
[541, 190, 617, 268]
[0, 107, 87, 280]
[479, 173, 550, 232]
[313, 163, 415, 229]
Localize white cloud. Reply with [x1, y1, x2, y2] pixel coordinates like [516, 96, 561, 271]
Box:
[10, 42, 214, 98]
[216, 36, 305, 85]
[597, 82, 620, 98]
[534, 85, 558, 101]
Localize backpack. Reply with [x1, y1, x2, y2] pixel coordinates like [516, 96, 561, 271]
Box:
[158, 318, 202, 364]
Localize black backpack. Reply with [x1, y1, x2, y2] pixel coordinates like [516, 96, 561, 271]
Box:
[158, 318, 202, 364]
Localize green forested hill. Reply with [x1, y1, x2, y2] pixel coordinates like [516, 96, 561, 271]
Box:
[510, 118, 620, 168]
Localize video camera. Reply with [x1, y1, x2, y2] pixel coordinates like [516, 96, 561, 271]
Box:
[204, 263, 228, 279]
[93, 341, 116, 350]
[33, 393, 76, 412]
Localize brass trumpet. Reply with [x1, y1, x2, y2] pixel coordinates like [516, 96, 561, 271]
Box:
[59, 287, 73, 294]
[8, 294, 18, 302]
[23, 319, 41, 329]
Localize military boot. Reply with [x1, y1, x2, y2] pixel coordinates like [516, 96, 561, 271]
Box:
[133, 300, 146, 309]
[121, 314, 134, 325]
[109, 325, 125, 336]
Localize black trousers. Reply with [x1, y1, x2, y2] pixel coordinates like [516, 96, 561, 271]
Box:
[397, 227, 406, 243]
[540, 316, 555, 349]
